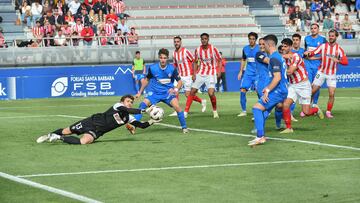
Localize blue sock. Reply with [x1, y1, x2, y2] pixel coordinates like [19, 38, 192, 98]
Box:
[313, 89, 320, 105]
[263, 110, 270, 120]
[275, 108, 283, 128]
[240, 92, 247, 112]
[252, 108, 265, 138]
[135, 81, 140, 93]
[290, 103, 296, 114]
[134, 102, 147, 121]
[177, 111, 187, 129]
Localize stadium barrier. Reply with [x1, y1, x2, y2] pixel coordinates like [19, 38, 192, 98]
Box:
[0, 60, 359, 100]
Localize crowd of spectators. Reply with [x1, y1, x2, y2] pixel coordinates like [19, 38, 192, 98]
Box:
[283, 0, 359, 38]
[12, 0, 139, 47]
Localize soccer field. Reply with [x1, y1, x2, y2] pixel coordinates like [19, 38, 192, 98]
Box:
[0, 89, 359, 202]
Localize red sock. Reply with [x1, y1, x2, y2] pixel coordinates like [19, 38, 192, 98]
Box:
[283, 108, 292, 129]
[185, 95, 194, 112]
[210, 95, 217, 111]
[308, 107, 318, 115]
[327, 102, 333, 112]
[193, 95, 202, 103]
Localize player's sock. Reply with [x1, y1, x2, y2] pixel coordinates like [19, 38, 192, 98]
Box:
[210, 95, 217, 111]
[135, 82, 140, 93]
[252, 108, 265, 138]
[240, 92, 246, 112]
[275, 108, 283, 128]
[327, 102, 333, 112]
[62, 136, 81, 144]
[185, 95, 194, 112]
[263, 110, 270, 120]
[313, 89, 320, 105]
[134, 102, 147, 120]
[52, 128, 64, 135]
[307, 107, 318, 115]
[290, 103, 296, 113]
[283, 108, 292, 129]
[193, 95, 202, 103]
[177, 111, 187, 129]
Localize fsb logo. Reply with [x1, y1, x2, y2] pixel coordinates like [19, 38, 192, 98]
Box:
[51, 77, 68, 97]
[0, 82, 6, 96]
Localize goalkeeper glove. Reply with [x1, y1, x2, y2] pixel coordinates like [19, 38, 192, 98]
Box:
[148, 119, 162, 125]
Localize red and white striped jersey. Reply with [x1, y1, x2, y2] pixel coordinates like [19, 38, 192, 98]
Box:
[285, 53, 308, 84]
[114, 35, 124, 45]
[173, 47, 194, 77]
[71, 24, 84, 34]
[107, 0, 117, 8]
[310, 42, 347, 75]
[194, 44, 221, 75]
[112, 1, 125, 14]
[104, 23, 115, 36]
[32, 26, 44, 38]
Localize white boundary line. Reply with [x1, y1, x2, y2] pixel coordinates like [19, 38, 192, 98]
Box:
[0, 171, 102, 203]
[0, 115, 58, 119]
[16, 157, 360, 178]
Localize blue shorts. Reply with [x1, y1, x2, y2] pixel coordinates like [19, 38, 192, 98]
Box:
[135, 74, 145, 81]
[304, 60, 319, 83]
[240, 72, 257, 90]
[145, 91, 176, 107]
[256, 82, 266, 97]
[258, 90, 287, 111]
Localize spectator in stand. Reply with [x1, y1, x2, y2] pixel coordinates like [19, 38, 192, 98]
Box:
[322, 0, 331, 17]
[40, 10, 56, 26]
[104, 18, 115, 44]
[341, 13, 354, 39]
[323, 13, 334, 31]
[117, 17, 129, 33]
[88, 9, 98, 33]
[310, 0, 322, 22]
[43, 20, 54, 34]
[0, 28, 7, 48]
[31, 1, 43, 25]
[53, 8, 65, 28]
[56, 0, 64, 16]
[42, 0, 52, 14]
[334, 13, 341, 31]
[93, 0, 108, 14]
[62, 22, 72, 36]
[216, 52, 227, 92]
[280, 0, 295, 14]
[290, 6, 304, 31]
[329, 0, 336, 13]
[20, 1, 32, 28]
[71, 31, 81, 46]
[295, 0, 306, 11]
[106, 8, 118, 25]
[65, 10, 75, 25]
[84, 0, 97, 9]
[44, 31, 55, 47]
[99, 29, 108, 45]
[32, 20, 44, 39]
[356, 0, 360, 21]
[112, 0, 126, 17]
[95, 9, 106, 34]
[343, 0, 357, 13]
[68, 0, 81, 15]
[127, 27, 138, 45]
[302, 8, 312, 30]
[55, 29, 67, 46]
[79, 8, 90, 25]
[114, 28, 126, 45]
[81, 23, 94, 46]
[72, 18, 84, 35]
[315, 0, 323, 22]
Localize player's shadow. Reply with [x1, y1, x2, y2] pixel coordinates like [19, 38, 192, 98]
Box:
[97, 137, 163, 143]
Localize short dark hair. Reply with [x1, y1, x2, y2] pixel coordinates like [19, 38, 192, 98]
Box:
[158, 48, 169, 57]
[135, 51, 140, 54]
[120, 94, 134, 102]
[263, 34, 278, 46]
[335, 13, 339, 16]
[248, 32, 258, 40]
[278, 45, 283, 52]
[281, 38, 293, 46]
[328, 29, 339, 37]
[200, 33, 209, 38]
[174, 35, 182, 41]
[310, 23, 319, 28]
[292, 33, 302, 40]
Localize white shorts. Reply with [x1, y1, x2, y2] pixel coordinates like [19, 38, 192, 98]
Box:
[191, 74, 216, 89]
[287, 80, 312, 105]
[313, 71, 337, 88]
[180, 76, 193, 91]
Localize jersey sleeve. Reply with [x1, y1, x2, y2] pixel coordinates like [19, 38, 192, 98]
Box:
[173, 52, 178, 67]
[269, 58, 282, 73]
[290, 54, 301, 67]
[146, 66, 153, 79]
[130, 120, 151, 129]
[194, 48, 199, 62]
[172, 68, 181, 81]
[242, 49, 247, 60]
[311, 43, 324, 56]
[186, 49, 195, 63]
[116, 106, 143, 114]
[255, 52, 266, 63]
[213, 47, 222, 61]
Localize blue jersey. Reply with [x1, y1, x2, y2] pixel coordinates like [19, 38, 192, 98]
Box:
[146, 63, 181, 94]
[268, 51, 288, 95]
[242, 44, 260, 75]
[292, 47, 305, 56]
[304, 35, 326, 69]
[255, 51, 270, 86]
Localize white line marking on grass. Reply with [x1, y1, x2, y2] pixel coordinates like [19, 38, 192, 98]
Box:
[0, 115, 57, 119]
[16, 157, 360, 178]
[0, 104, 108, 110]
[157, 123, 360, 151]
[0, 171, 102, 203]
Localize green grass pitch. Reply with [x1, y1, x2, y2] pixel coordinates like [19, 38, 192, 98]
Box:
[0, 88, 359, 202]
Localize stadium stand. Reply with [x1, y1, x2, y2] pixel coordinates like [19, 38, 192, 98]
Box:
[0, 0, 25, 42]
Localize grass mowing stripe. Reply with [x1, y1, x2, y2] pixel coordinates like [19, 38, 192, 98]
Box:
[157, 123, 360, 151]
[16, 157, 360, 178]
[0, 172, 102, 203]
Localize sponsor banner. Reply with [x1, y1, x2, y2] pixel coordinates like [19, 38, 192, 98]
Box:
[0, 77, 16, 100]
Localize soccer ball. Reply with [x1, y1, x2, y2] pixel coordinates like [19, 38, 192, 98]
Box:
[149, 106, 164, 120]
